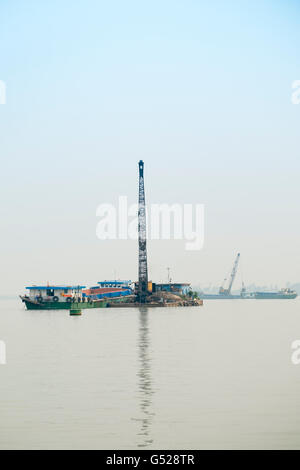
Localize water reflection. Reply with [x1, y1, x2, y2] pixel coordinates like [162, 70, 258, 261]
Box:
[136, 306, 154, 448]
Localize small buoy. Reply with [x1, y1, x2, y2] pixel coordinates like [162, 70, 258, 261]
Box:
[69, 309, 82, 316]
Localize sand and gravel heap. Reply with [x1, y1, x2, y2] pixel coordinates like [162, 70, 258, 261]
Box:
[149, 291, 202, 306]
[149, 291, 183, 303]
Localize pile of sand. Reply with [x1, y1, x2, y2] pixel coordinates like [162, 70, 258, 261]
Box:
[149, 291, 182, 302]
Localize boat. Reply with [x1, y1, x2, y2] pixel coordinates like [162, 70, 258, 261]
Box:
[199, 252, 297, 300]
[20, 285, 109, 310]
[83, 280, 133, 299]
[253, 288, 297, 299]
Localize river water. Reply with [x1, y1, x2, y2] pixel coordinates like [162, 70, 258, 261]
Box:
[1, 296, 300, 449]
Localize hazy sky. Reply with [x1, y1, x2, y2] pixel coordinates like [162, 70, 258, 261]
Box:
[1, 0, 300, 294]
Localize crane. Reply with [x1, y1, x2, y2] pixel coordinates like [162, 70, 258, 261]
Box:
[138, 160, 148, 303]
[219, 253, 240, 296]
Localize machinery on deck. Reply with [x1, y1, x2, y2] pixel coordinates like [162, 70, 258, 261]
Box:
[201, 253, 243, 299]
[219, 253, 240, 296]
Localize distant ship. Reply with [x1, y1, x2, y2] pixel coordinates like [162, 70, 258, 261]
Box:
[202, 289, 297, 300]
[253, 289, 297, 299]
[201, 253, 243, 299]
[199, 253, 298, 300]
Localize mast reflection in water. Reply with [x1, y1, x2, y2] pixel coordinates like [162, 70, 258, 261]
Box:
[135, 307, 155, 448]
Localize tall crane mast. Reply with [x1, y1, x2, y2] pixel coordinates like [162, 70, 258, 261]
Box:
[138, 160, 148, 303]
[219, 253, 240, 295]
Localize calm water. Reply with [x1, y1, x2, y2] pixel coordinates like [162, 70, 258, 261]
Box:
[1, 296, 300, 449]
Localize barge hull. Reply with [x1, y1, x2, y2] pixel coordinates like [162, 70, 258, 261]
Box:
[21, 297, 108, 310]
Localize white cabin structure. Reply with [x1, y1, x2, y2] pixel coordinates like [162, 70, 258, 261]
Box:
[25, 285, 86, 303]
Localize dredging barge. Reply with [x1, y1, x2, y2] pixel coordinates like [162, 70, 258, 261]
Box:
[20, 161, 203, 311]
[20, 284, 203, 310]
